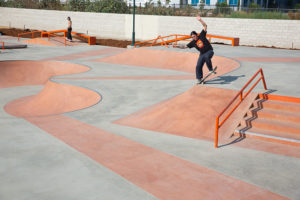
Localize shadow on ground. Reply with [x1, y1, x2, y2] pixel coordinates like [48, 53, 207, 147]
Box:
[205, 75, 245, 85]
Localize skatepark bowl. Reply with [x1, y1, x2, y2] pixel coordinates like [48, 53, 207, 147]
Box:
[0, 37, 300, 200]
[0, 61, 101, 117]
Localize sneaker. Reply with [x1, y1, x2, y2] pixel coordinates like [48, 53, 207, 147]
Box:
[197, 78, 203, 84]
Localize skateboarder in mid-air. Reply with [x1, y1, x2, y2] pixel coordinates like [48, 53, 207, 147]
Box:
[173, 15, 216, 84]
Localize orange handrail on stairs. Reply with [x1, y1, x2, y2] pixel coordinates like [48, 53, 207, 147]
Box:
[18, 31, 43, 41]
[215, 68, 267, 148]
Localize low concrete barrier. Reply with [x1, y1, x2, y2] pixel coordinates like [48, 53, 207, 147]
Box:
[0, 7, 299, 49]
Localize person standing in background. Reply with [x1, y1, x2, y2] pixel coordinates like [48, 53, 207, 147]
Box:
[67, 17, 72, 42]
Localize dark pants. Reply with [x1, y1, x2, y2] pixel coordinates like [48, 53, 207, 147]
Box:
[196, 50, 214, 79]
[67, 27, 72, 40]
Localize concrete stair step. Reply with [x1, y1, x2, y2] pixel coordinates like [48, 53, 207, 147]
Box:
[250, 118, 300, 135]
[235, 95, 300, 146]
[251, 107, 300, 124]
[260, 99, 300, 113]
[234, 127, 300, 146]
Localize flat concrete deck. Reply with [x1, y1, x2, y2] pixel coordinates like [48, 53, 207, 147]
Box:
[1, 35, 300, 200]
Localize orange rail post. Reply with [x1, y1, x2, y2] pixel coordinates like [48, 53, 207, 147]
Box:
[1, 41, 4, 50]
[260, 70, 267, 90]
[214, 68, 267, 148]
[215, 117, 219, 148]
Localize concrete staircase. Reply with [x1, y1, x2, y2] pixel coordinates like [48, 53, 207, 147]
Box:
[235, 94, 300, 146]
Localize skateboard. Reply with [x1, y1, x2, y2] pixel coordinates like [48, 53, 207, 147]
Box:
[198, 66, 217, 84]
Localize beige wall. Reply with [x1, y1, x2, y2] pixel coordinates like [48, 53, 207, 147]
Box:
[1, 7, 300, 49]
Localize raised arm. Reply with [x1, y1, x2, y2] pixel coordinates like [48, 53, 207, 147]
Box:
[196, 15, 207, 32]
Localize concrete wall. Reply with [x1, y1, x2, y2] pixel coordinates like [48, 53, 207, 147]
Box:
[1, 7, 300, 48]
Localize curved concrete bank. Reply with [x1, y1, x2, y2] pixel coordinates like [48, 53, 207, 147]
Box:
[5, 81, 100, 117]
[1, 60, 100, 117]
[0, 60, 89, 88]
[95, 48, 240, 75]
[115, 85, 257, 141]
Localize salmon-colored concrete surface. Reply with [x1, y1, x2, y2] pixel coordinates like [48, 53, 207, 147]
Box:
[260, 93, 300, 104]
[21, 38, 56, 46]
[22, 38, 84, 47]
[236, 137, 300, 158]
[115, 86, 257, 142]
[5, 81, 100, 117]
[235, 57, 300, 62]
[54, 75, 194, 80]
[44, 48, 126, 61]
[237, 131, 300, 147]
[25, 114, 287, 200]
[0, 61, 89, 88]
[94, 48, 240, 75]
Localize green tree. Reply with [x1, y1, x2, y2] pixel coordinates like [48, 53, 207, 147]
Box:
[85, 0, 128, 13]
[0, 0, 5, 6]
[68, 0, 87, 11]
[39, 0, 62, 10]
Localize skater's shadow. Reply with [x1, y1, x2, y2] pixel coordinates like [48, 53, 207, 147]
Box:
[205, 75, 245, 85]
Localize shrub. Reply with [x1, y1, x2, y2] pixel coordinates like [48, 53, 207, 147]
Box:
[5, 0, 40, 8]
[249, 3, 260, 9]
[85, 0, 128, 13]
[214, 1, 231, 16]
[227, 11, 289, 19]
[39, 0, 63, 10]
[68, 0, 88, 11]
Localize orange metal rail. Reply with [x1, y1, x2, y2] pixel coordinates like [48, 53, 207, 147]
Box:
[70, 31, 96, 45]
[214, 68, 267, 148]
[135, 34, 191, 47]
[42, 30, 96, 45]
[18, 31, 43, 41]
[0, 41, 4, 50]
[207, 34, 239, 46]
[48, 33, 66, 47]
[135, 34, 239, 47]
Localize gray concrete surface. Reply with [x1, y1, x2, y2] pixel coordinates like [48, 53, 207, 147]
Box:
[1, 38, 300, 200]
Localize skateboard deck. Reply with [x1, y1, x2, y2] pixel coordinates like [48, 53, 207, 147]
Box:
[199, 66, 217, 84]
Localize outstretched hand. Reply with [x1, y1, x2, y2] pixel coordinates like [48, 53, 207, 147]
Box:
[196, 14, 207, 31]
